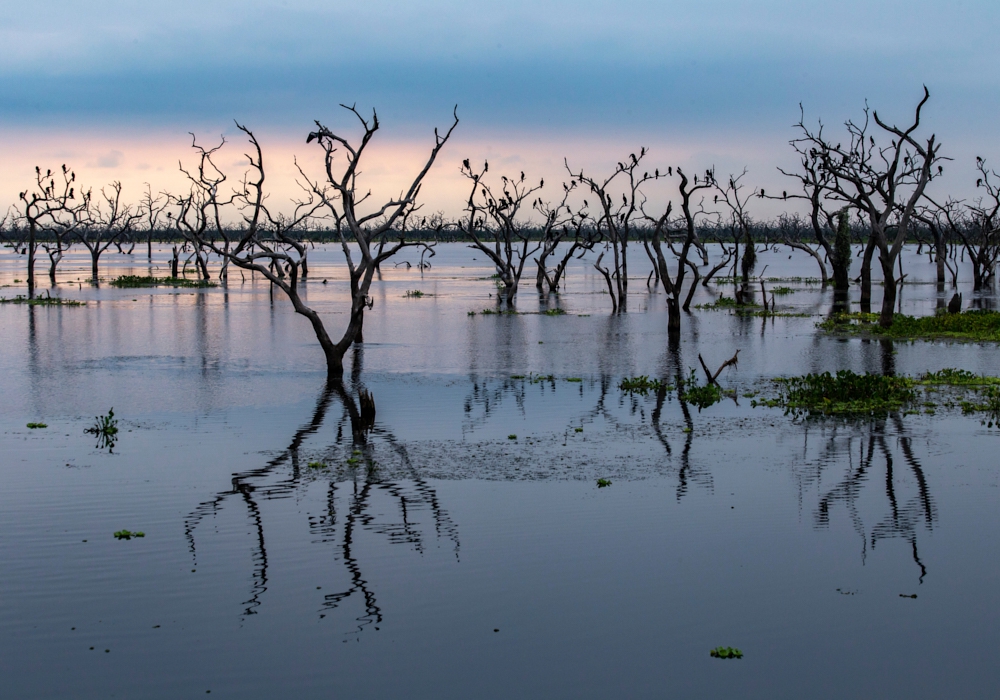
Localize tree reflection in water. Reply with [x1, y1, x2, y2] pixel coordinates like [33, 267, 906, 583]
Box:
[801, 416, 936, 583]
[184, 375, 460, 633]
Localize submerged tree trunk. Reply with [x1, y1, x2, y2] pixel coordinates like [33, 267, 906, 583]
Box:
[27, 224, 36, 299]
[832, 212, 852, 292]
[860, 237, 877, 314]
[878, 253, 897, 328]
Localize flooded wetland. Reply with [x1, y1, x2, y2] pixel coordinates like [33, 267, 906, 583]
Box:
[1, 243, 999, 698]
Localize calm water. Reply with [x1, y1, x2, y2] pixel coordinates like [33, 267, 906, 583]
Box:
[1, 243, 999, 698]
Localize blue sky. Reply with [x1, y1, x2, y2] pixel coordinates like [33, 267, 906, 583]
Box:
[2, 0, 997, 214]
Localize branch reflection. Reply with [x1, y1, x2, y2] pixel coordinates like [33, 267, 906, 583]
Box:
[184, 378, 460, 632]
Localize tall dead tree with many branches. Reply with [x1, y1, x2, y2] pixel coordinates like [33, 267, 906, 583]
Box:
[646, 167, 715, 334]
[17, 165, 85, 297]
[78, 181, 141, 281]
[567, 149, 656, 312]
[794, 87, 944, 327]
[178, 107, 458, 379]
[458, 162, 545, 306]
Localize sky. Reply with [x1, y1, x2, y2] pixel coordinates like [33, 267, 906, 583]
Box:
[1, 0, 998, 220]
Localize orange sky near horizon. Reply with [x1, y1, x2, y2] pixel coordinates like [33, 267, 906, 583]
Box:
[0, 123, 805, 226]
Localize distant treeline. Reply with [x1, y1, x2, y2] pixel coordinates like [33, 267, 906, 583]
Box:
[0, 217, 972, 247]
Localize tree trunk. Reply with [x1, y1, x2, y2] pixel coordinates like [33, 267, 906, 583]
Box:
[832, 212, 852, 292]
[878, 253, 896, 328]
[667, 296, 681, 336]
[27, 224, 36, 299]
[91, 250, 100, 281]
[48, 251, 61, 285]
[934, 237, 946, 292]
[860, 237, 876, 314]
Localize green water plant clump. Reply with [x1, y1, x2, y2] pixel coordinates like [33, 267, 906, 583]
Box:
[110, 275, 216, 288]
[113, 530, 145, 540]
[694, 295, 758, 310]
[678, 370, 723, 410]
[597, 478, 612, 488]
[919, 368, 1000, 386]
[619, 376, 666, 395]
[85, 408, 119, 451]
[403, 290, 426, 298]
[86, 408, 119, 437]
[769, 371, 916, 416]
[0, 294, 84, 306]
[542, 308, 567, 316]
[822, 309, 1000, 342]
[27, 422, 48, 429]
[710, 646, 743, 659]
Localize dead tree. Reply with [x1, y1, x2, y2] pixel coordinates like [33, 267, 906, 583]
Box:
[540, 211, 600, 293]
[566, 149, 657, 312]
[458, 162, 543, 306]
[181, 107, 457, 380]
[646, 167, 714, 333]
[139, 185, 168, 263]
[920, 160, 1000, 292]
[532, 181, 581, 293]
[794, 87, 944, 327]
[77, 181, 141, 281]
[773, 212, 830, 286]
[778, 120, 859, 290]
[16, 165, 85, 297]
[713, 169, 758, 302]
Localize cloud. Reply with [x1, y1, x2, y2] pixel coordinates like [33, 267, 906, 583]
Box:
[93, 150, 124, 168]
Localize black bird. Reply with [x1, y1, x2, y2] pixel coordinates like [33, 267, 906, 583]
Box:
[948, 292, 962, 314]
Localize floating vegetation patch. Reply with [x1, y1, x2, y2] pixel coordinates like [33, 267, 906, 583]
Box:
[542, 308, 566, 316]
[919, 368, 1000, 386]
[597, 478, 612, 488]
[474, 308, 517, 316]
[403, 290, 426, 298]
[619, 376, 666, 395]
[959, 386, 1000, 426]
[26, 422, 48, 429]
[507, 434, 517, 440]
[566, 377, 583, 383]
[694, 295, 756, 310]
[772, 286, 795, 295]
[821, 310, 1000, 341]
[0, 294, 84, 306]
[85, 408, 119, 451]
[755, 371, 916, 416]
[737, 309, 812, 318]
[109, 275, 216, 288]
[113, 530, 145, 540]
[710, 647, 743, 659]
[307, 461, 326, 469]
[751, 367, 1000, 423]
[679, 378, 723, 410]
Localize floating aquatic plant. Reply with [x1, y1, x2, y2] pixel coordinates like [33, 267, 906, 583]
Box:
[114, 530, 145, 540]
[85, 408, 119, 451]
[619, 376, 664, 395]
[110, 275, 215, 288]
[710, 646, 743, 659]
[27, 422, 47, 429]
[597, 478, 612, 488]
